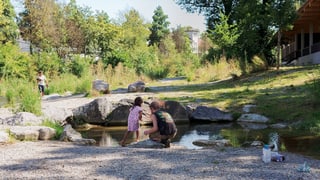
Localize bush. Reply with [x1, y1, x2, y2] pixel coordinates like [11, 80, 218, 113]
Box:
[1, 78, 41, 114]
[18, 83, 41, 115]
[19, 86, 42, 115]
[69, 55, 92, 77]
[0, 43, 35, 80]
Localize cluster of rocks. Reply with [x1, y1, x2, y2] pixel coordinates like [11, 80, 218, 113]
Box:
[0, 79, 289, 147]
[92, 79, 146, 94]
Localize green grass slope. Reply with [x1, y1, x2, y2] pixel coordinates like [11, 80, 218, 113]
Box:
[156, 65, 320, 134]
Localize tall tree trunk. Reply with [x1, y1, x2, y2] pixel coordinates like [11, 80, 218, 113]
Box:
[276, 30, 282, 70]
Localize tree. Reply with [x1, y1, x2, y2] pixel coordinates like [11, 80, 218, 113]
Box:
[121, 9, 149, 49]
[19, 0, 63, 53]
[61, 0, 86, 55]
[148, 6, 170, 47]
[0, 0, 19, 44]
[234, 0, 273, 63]
[198, 32, 212, 57]
[94, 11, 121, 65]
[120, 9, 151, 74]
[210, 12, 239, 59]
[0, 43, 34, 79]
[176, 0, 297, 67]
[175, 0, 237, 30]
[171, 26, 192, 53]
[270, 0, 297, 69]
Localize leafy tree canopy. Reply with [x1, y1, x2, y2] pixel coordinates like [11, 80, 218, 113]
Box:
[148, 6, 170, 47]
[0, 0, 18, 44]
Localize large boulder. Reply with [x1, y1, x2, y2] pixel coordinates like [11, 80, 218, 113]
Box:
[189, 106, 233, 122]
[106, 100, 189, 126]
[2, 112, 43, 126]
[9, 126, 56, 141]
[71, 97, 153, 126]
[160, 101, 189, 124]
[105, 99, 133, 126]
[59, 124, 96, 145]
[41, 95, 94, 123]
[106, 99, 152, 126]
[92, 80, 110, 94]
[128, 81, 145, 92]
[38, 127, 56, 140]
[72, 97, 113, 125]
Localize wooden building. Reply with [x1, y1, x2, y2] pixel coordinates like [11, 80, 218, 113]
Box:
[282, 0, 320, 65]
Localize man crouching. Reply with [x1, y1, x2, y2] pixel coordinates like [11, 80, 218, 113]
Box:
[144, 100, 177, 148]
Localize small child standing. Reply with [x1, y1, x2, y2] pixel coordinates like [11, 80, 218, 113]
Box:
[120, 96, 143, 146]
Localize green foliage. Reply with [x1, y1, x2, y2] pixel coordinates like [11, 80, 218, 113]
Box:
[20, 0, 63, 52]
[18, 84, 41, 115]
[171, 26, 192, 53]
[305, 69, 320, 105]
[63, 0, 86, 55]
[34, 51, 61, 77]
[2, 78, 41, 115]
[0, 0, 19, 43]
[106, 49, 130, 67]
[119, 9, 151, 74]
[41, 119, 64, 139]
[175, 0, 297, 66]
[145, 63, 169, 79]
[75, 76, 92, 94]
[5, 88, 17, 106]
[0, 43, 35, 80]
[161, 65, 320, 133]
[148, 6, 170, 47]
[103, 63, 146, 89]
[210, 12, 239, 59]
[46, 73, 78, 94]
[69, 55, 91, 77]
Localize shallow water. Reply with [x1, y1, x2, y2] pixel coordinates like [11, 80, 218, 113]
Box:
[79, 122, 320, 160]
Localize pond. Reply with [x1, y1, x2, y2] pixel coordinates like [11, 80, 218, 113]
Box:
[79, 122, 320, 160]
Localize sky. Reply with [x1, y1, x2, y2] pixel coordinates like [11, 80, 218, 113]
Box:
[74, 0, 206, 32]
[10, 0, 206, 32]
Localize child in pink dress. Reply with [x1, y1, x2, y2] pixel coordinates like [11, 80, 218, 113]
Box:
[120, 97, 143, 146]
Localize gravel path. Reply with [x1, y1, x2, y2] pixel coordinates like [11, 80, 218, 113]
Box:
[1, 141, 319, 179]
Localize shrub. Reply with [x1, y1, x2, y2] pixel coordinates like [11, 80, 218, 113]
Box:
[18, 83, 41, 115]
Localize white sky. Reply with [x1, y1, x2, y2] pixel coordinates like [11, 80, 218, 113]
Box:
[75, 0, 206, 32]
[10, 0, 207, 32]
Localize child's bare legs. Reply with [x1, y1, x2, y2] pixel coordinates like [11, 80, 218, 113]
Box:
[135, 131, 140, 142]
[120, 131, 130, 146]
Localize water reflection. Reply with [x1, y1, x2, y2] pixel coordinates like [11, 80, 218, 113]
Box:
[79, 122, 320, 160]
[177, 130, 209, 149]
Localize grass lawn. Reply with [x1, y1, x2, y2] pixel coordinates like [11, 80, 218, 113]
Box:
[152, 65, 320, 132]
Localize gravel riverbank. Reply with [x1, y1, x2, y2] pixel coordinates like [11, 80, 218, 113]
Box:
[1, 141, 319, 179]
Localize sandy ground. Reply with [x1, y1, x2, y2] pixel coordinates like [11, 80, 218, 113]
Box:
[0, 141, 319, 179]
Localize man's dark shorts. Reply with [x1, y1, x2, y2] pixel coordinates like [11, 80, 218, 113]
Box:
[38, 85, 45, 93]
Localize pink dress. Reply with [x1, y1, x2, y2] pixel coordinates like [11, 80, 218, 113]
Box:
[127, 106, 142, 131]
